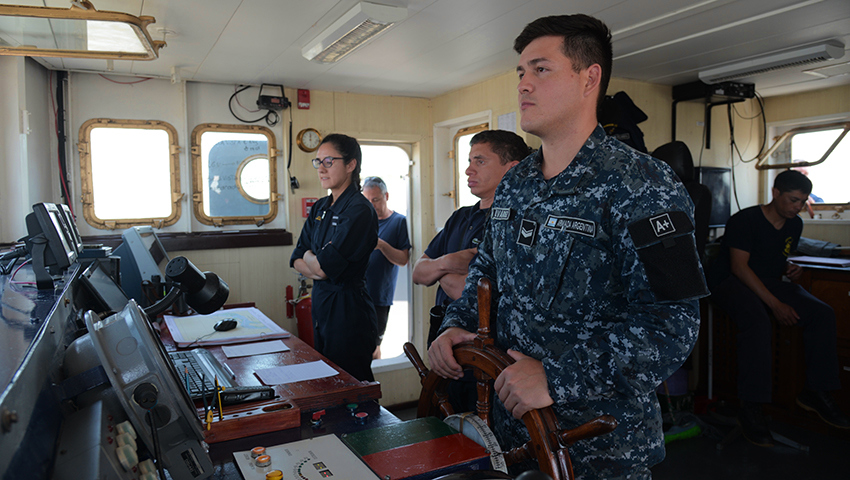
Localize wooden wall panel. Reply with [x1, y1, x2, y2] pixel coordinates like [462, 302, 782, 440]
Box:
[764, 85, 850, 124]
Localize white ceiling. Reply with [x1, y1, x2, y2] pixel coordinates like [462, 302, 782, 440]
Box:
[8, 0, 850, 99]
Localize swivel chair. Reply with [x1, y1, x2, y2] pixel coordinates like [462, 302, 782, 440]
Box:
[651, 141, 712, 263]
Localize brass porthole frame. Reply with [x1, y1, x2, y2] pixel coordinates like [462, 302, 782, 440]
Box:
[190, 123, 280, 227]
[236, 154, 271, 205]
[78, 118, 182, 230]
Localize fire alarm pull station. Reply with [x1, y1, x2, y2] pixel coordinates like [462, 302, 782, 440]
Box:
[298, 89, 310, 109]
[302, 198, 318, 218]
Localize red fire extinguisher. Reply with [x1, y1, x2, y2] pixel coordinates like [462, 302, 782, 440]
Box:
[291, 279, 313, 348]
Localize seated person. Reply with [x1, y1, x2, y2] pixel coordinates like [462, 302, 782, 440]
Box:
[710, 170, 850, 447]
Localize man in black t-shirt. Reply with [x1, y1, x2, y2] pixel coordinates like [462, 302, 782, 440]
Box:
[711, 170, 849, 447]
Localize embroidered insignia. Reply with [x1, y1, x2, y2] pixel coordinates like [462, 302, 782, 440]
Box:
[650, 213, 675, 237]
[491, 207, 512, 221]
[544, 215, 596, 237]
[517, 219, 538, 247]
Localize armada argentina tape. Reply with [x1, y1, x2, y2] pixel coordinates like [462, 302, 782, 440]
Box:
[544, 215, 596, 237]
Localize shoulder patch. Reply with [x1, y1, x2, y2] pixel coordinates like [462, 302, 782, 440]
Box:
[628, 211, 693, 248]
[627, 210, 708, 301]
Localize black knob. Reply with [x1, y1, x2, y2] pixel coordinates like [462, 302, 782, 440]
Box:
[132, 383, 158, 409]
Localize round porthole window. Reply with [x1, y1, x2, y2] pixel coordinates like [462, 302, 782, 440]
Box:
[237, 155, 270, 203]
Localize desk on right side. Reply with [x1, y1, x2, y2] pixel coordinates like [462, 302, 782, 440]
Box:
[701, 265, 850, 439]
[796, 266, 850, 412]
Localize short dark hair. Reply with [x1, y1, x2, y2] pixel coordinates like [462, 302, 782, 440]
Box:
[774, 169, 812, 195]
[469, 130, 532, 165]
[513, 14, 613, 110]
[320, 133, 362, 189]
[362, 176, 387, 194]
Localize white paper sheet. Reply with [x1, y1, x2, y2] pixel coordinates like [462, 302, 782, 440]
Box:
[255, 360, 338, 385]
[233, 434, 379, 480]
[164, 307, 290, 347]
[221, 339, 290, 358]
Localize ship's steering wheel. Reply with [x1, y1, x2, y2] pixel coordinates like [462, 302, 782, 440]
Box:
[404, 278, 617, 480]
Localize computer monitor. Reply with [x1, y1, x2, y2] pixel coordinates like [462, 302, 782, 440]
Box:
[57, 204, 84, 255]
[695, 167, 732, 228]
[25, 203, 79, 288]
[77, 260, 130, 314]
[113, 226, 171, 307]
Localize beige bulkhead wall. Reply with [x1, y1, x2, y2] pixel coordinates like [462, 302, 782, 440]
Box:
[49, 67, 846, 407]
[174, 89, 434, 406]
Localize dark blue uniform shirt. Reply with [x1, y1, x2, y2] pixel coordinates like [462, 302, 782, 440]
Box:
[424, 202, 489, 308]
[290, 182, 378, 381]
[365, 211, 410, 306]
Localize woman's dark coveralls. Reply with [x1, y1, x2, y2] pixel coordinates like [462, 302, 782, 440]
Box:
[291, 182, 379, 382]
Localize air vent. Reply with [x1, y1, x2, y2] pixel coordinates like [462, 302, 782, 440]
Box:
[698, 41, 845, 84]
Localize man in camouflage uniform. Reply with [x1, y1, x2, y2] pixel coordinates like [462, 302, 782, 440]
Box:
[428, 14, 708, 480]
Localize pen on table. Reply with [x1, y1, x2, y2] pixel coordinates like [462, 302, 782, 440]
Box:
[201, 373, 210, 430]
[223, 362, 236, 380]
[215, 375, 223, 421]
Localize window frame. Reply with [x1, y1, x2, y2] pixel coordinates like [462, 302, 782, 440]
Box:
[760, 120, 850, 210]
[78, 118, 182, 230]
[190, 123, 281, 227]
[451, 122, 488, 209]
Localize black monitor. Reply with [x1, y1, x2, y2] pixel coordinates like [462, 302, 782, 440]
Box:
[695, 167, 732, 228]
[78, 260, 130, 314]
[57, 204, 84, 255]
[25, 203, 79, 288]
[113, 226, 171, 307]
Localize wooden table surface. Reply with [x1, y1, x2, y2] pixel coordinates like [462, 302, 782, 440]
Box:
[156, 318, 382, 443]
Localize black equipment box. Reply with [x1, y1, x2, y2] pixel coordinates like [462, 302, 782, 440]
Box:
[673, 80, 755, 102]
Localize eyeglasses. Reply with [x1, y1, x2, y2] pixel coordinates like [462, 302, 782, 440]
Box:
[312, 156, 344, 169]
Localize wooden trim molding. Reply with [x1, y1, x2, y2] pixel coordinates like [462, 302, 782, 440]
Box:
[81, 229, 293, 252]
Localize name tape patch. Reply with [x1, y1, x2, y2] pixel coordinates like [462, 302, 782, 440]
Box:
[491, 207, 512, 221]
[544, 215, 596, 237]
[517, 219, 538, 247]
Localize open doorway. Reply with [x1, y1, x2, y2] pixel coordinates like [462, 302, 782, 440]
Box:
[361, 144, 411, 359]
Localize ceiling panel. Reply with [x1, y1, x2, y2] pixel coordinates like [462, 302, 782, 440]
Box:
[3, 0, 849, 98]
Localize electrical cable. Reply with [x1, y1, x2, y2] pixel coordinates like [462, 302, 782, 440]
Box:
[98, 74, 152, 85]
[49, 72, 74, 216]
[697, 119, 707, 169]
[146, 409, 167, 480]
[234, 84, 261, 113]
[287, 106, 298, 190]
[10, 258, 34, 285]
[729, 92, 766, 164]
[0, 247, 28, 275]
[228, 85, 280, 126]
[728, 105, 743, 212]
[726, 91, 767, 212]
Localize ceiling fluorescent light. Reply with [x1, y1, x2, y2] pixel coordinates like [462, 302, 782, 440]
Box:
[698, 41, 845, 84]
[302, 1, 407, 63]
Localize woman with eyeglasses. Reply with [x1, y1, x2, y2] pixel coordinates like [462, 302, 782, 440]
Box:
[290, 133, 379, 382]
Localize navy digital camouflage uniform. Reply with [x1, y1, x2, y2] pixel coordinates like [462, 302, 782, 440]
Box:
[441, 126, 708, 480]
